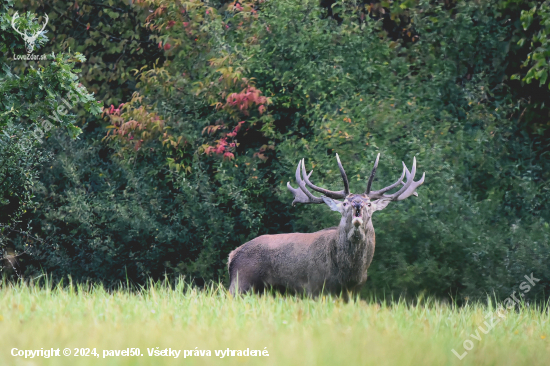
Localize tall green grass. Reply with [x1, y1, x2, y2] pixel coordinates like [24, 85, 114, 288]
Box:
[0, 278, 549, 365]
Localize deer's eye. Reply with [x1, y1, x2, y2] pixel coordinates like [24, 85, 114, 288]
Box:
[368, 203, 371, 207]
[343, 202, 347, 206]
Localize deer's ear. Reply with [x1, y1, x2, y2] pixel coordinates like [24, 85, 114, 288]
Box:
[372, 198, 392, 212]
[322, 197, 343, 213]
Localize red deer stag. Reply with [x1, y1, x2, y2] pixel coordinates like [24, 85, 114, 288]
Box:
[228, 153, 425, 298]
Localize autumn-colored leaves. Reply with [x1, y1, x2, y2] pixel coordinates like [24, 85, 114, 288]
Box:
[102, 0, 273, 170]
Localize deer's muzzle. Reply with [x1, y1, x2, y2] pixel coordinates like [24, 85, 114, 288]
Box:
[351, 201, 363, 226]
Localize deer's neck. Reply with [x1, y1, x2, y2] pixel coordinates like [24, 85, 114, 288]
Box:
[334, 218, 375, 287]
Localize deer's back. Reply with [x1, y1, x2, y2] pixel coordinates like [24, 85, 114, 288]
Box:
[228, 227, 338, 293]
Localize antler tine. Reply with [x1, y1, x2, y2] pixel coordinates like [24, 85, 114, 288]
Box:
[11, 12, 26, 37]
[402, 165, 416, 196]
[335, 153, 350, 196]
[365, 153, 380, 194]
[382, 157, 426, 201]
[287, 155, 351, 205]
[287, 159, 324, 205]
[367, 161, 406, 199]
[367, 156, 425, 201]
[287, 160, 311, 206]
[397, 172, 425, 200]
[302, 158, 347, 199]
[385, 157, 416, 199]
[39, 14, 49, 32]
[297, 159, 328, 203]
[286, 181, 310, 206]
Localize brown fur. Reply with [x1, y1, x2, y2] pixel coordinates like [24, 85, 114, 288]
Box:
[228, 195, 376, 298]
[230, 154, 425, 298]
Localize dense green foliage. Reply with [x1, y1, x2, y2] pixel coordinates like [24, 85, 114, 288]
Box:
[514, 0, 550, 87]
[0, 1, 99, 231]
[12, 0, 163, 107]
[3, 0, 550, 301]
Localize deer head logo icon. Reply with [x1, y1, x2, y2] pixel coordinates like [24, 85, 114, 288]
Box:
[11, 12, 49, 54]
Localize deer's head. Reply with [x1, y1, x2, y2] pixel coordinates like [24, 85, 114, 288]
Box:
[11, 12, 49, 54]
[287, 153, 425, 229]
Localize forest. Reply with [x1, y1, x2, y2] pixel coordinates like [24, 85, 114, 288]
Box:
[2, 0, 550, 302]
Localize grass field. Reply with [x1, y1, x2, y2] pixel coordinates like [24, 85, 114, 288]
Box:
[0, 279, 549, 366]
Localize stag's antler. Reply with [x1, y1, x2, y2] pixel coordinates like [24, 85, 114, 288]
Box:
[11, 12, 26, 37]
[287, 154, 350, 206]
[366, 155, 425, 201]
[38, 14, 48, 34]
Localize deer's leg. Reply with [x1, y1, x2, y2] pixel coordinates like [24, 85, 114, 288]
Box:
[341, 289, 351, 303]
[343, 285, 362, 303]
[229, 270, 254, 295]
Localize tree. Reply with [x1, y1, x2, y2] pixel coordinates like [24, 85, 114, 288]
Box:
[8, 0, 550, 301]
[0, 0, 100, 274]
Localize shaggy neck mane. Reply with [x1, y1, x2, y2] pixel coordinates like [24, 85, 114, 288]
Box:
[334, 217, 375, 287]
